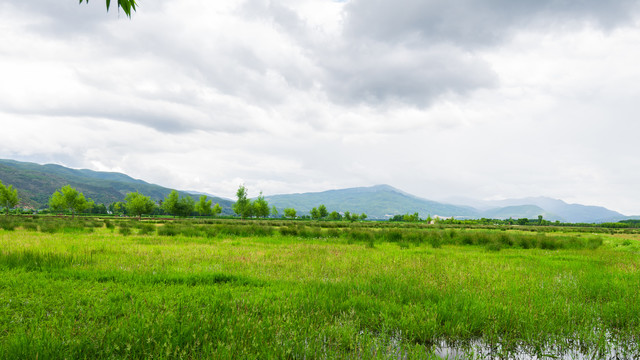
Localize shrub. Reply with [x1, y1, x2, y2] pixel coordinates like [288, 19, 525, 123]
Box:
[118, 226, 132, 236]
[517, 236, 533, 249]
[497, 233, 514, 247]
[459, 232, 474, 245]
[486, 242, 502, 252]
[204, 226, 219, 238]
[158, 224, 179, 237]
[385, 230, 404, 242]
[326, 228, 342, 238]
[0, 218, 16, 231]
[348, 230, 374, 242]
[406, 232, 425, 245]
[104, 220, 115, 229]
[249, 224, 274, 237]
[22, 222, 39, 231]
[137, 223, 156, 235]
[39, 222, 61, 234]
[427, 232, 442, 248]
[586, 236, 603, 250]
[279, 226, 299, 237]
[537, 235, 559, 250]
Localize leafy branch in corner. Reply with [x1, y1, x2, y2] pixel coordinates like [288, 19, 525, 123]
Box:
[79, 0, 137, 18]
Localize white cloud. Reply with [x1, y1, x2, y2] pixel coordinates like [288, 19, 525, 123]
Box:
[1, 0, 640, 215]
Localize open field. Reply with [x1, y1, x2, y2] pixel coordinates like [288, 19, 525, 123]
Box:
[1, 217, 640, 359]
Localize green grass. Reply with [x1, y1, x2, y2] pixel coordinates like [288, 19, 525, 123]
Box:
[0, 218, 639, 359]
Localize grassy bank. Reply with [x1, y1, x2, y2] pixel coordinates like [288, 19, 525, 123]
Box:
[1, 218, 639, 359]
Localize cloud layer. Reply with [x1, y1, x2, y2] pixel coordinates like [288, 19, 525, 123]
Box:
[1, 0, 640, 214]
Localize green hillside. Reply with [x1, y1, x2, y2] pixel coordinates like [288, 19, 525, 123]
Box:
[0, 159, 232, 212]
[264, 184, 479, 219]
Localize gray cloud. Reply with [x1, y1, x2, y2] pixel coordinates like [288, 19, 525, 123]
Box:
[343, 0, 640, 46]
[320, 42, 497, 106]
[234, 1, 499, 107]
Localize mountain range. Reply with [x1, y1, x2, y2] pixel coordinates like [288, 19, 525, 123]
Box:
[0, 158, 635, 223]
[0, 159, 234, 214]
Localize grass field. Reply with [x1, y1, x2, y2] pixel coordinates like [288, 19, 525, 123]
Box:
[1, 217, 639, 359]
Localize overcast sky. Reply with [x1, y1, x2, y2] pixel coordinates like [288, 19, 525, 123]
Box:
[1, 0, 639, 214]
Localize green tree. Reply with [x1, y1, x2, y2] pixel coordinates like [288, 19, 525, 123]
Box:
[195, 195, 212, 216]
[162, 191, 194, 217]
[328, 211, 342, 221]
[403, 212, 420, 222]
[318, 204, 328, 219]
[310, 207, 320, 220]
[283, 208, 297, 219]
[49, 185, 93, 219]
[175, 196, 195, 217]
[271, 206, 279, 218]
[360, 213, 367, 221]
[212, 203, 222, 217]
[233, 185, 253, 219]
[125, 192, 156, 219]
[344, 211, 351, 221]
[79, 0, 137, 18]
[253, 192, 270, 218]
[162, 190, 180, 217]
[109, 201, 126, 216]
[90, 203, 108, 215]
[0, 181, 19, 215]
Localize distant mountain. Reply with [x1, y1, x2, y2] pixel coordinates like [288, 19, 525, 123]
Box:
[480, 205, 562, 221]
[446, 196, 628, 223]
[264, 184, 479, 219]
[478, 197, 626, 223]
[0, 159, 233, 213]
[1, 158, 632, 223]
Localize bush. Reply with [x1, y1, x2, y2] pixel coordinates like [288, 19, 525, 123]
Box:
[326, 228, 342, 238]
[249, 224, 274, 237]
[459, 232, 474, 245]
[586, 236, 603, 250]
[158, 224, 179, 237]
[497, 233, 514, 246]
[297, 226, 323, 239]
[39, 221, 61, 234]
[517, 236, 533, 249]
[0, 218, 16, 231]
[427, 232, 442, 248]
[537, 235, 559, 250]
[348, 230, 374, 242]
[22, 222, 39, 231]
[204, 226, 219, 238]
[486, 242, 502, 252]
[137, 223, 156, 236]
[385, 230, 404, 242]
[118, 226, 132, 236]
[279, 226, 298, 237]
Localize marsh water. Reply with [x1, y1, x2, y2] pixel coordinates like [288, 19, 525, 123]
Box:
[434, 339, 638, 359]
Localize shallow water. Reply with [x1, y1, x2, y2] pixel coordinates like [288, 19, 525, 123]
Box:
[434, 340, 639, 359]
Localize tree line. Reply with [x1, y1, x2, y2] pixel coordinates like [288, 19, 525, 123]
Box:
[233, 185, 367, 221]
[1, 182, 372, 221]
